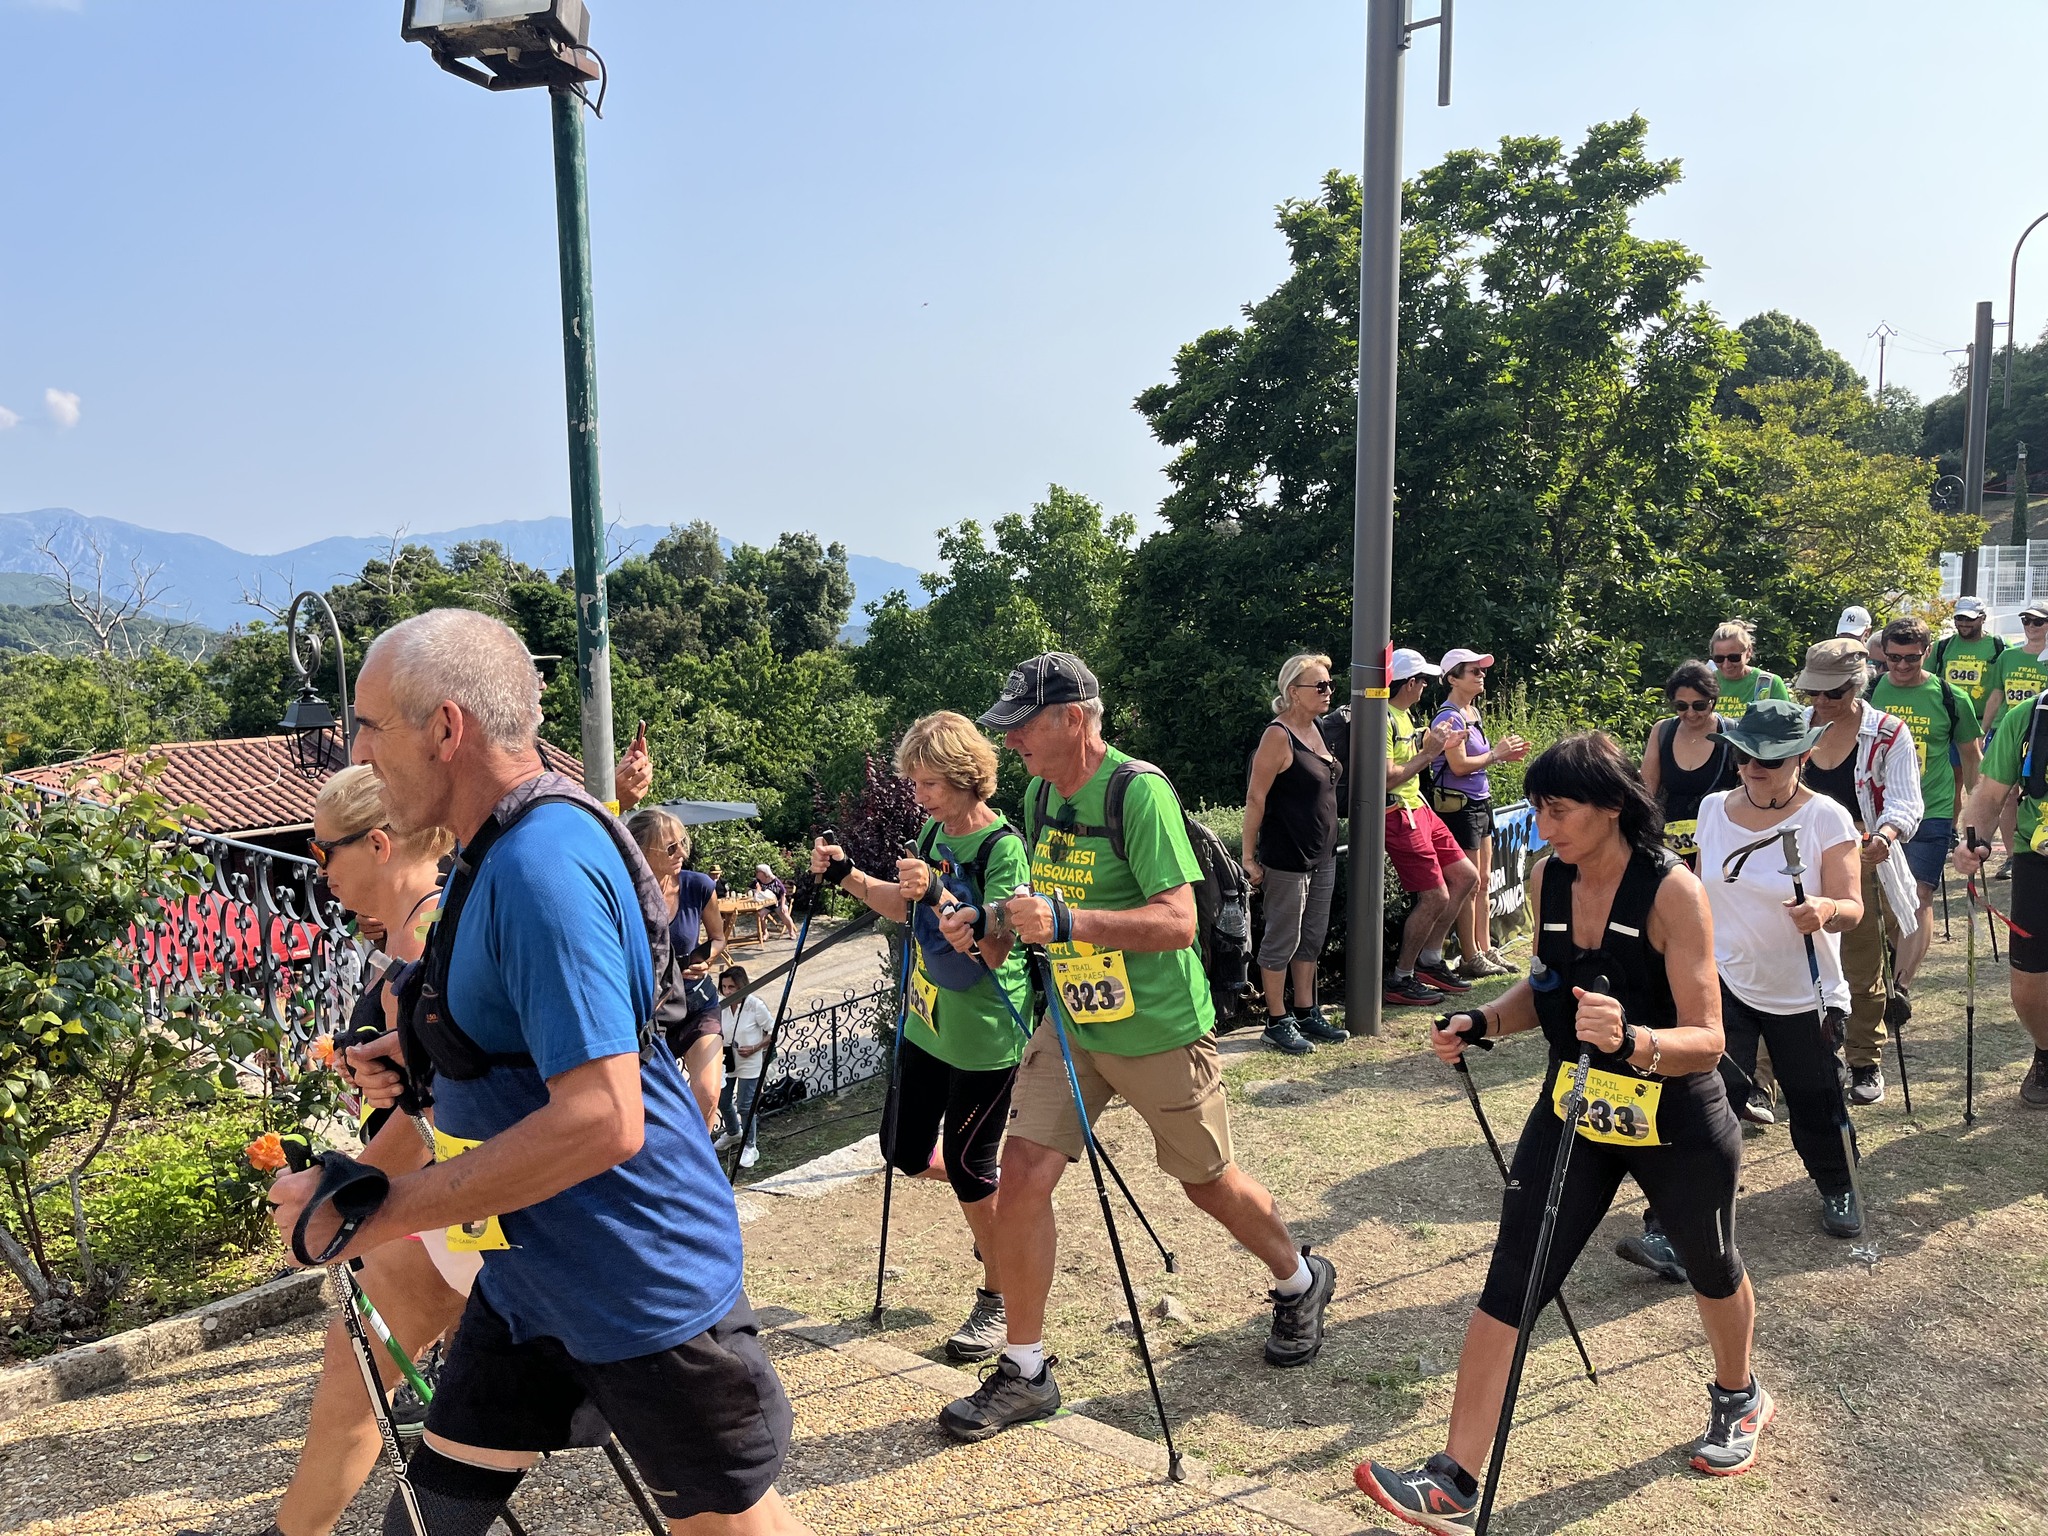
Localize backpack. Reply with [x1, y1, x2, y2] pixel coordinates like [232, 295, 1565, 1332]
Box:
[910, 819, 1026, 992]
[1932, 633, 2006, 686]
[1026, 762, 1253, 1022]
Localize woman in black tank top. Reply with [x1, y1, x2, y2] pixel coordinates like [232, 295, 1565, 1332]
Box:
[1357, 736, 1769, 1525]
[1641, 660, 1737, 867]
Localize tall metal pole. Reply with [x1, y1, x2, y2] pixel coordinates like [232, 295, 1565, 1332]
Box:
[551, 86, 617, 802]
[1343, 0, 1410, 1038]
[2006, 212, 2048, 409]
[1962, 301, 1994, 599]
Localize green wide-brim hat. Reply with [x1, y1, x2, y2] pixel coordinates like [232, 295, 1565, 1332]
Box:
[1721, 698, 1825, 760]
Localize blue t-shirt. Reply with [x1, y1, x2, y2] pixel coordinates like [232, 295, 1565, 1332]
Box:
[669, 868, 716, 955]
[438, 802, 742, 1363]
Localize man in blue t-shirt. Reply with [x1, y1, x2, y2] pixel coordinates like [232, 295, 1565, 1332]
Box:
[268, 609, 811, 1536]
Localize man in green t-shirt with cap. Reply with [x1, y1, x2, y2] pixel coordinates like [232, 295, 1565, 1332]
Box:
[1981, 602, 2048, 873]
[1954, 704, 2048, 1108]
[934, 652, 1336, 1445]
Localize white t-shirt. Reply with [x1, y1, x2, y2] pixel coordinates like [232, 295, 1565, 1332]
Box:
[722, 995, 775, 1080]
[1695, 790, 1857, 1014]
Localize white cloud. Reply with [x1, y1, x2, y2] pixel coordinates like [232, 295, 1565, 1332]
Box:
[0, 406, 18, 430]
[44, 388, 80, 428]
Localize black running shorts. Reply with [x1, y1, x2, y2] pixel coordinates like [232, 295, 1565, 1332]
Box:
[2009, 852, 2048, 974]
[425, 1289, 791, 1519]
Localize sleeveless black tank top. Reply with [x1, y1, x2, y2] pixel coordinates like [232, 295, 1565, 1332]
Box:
[1802, 751, 1860, 827]
[1257, 725, 1339, 873]
[1656, 716, 1737, 823]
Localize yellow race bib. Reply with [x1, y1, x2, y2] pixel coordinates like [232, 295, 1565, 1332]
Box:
[431, 1126, 512, 1252]
[907, 962, 939, 1031]
[1552, 1061, 1663, 1146]
[1050, 948, 1136, 1023]
[1663, 818, 1699, 859]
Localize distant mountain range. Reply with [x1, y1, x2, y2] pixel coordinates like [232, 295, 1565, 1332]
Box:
[0, 509, 927, 634]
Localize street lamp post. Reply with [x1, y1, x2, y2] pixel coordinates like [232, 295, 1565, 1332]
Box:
[279, 591, 355, 782]
[401, 1, 617, 803]
[2007, 211, 2048, 409]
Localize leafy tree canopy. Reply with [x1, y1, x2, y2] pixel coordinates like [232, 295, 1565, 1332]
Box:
[1716, 310, 1864, 418]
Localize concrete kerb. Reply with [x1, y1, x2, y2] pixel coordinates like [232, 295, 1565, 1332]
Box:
[0, 1268, 331, 1422]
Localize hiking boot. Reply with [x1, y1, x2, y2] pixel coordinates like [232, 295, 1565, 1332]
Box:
[1849, 1064, 1885, 1105]
[938, 1353, 1061, 1442]
[1262, 1017, 1315, 1056]
[1264, 1248, 1336, 1367]
[1820, 1187, 1862, 1238]
[1458, 952, 1513, 980]
[2022, 1049, 2048, 1108]
[1994, 857, 2015, 880]
[1736, 1087, 1776, 1126]
[944, 1289, 1008, 1363]
[1883, 985, 1912, 1029]
[1354, 1453, 1477, 1533]
[1614, 1227, 1688, 1283]
[1384, 974, 1446, 1008]
[1294, 1007, 1349, 1045]
[1416, 962, 1473, 995]
[1690, 1377, 1774, 1475]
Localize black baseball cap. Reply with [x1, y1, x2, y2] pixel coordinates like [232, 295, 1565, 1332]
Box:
[978, 652, 1100, 729]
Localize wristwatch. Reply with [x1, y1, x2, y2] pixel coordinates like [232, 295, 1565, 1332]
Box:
[1618, 1019, 1638, 1063]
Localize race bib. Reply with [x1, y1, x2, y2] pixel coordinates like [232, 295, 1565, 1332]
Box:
[1946, 660, 1984, 692]
[2008, 682, 2043, 707]
[1050, 948, 1136, 1023]
[907, 963, 939, 1030]
[1663, 818, 1699, 859]
[431, 1126, 512, 1252]
[1552, 1061, 1663, 1146]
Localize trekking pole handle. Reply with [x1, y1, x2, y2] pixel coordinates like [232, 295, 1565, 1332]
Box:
[1443, 1010, 1495, 1051]
[342, 1019, 426, 1117]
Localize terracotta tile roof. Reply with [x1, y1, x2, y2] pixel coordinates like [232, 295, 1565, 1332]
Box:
[16, 736, 586, 838]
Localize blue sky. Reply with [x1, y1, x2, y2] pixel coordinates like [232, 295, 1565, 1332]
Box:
[2, 1, 2039, 568]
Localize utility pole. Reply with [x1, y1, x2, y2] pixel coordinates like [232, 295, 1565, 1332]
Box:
[2015, 441, 2031, 548]
[1869, 321, 1897, 395]
[1345, 0, 1452, 1037]
[1961, 301, 1994, 599]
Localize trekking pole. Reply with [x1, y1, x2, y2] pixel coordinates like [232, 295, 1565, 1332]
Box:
[1777, 832, 1879, 1268]
[727, 846, 830, 1184]
[871, 926, 916, 1325]
[1940, 869, 1952, 940]
[1878, 922, 1913, 1116]
[1015, 885, 1187, 1482]
[1445, 1025, 1595, 1385]
[1964, 827, 1982, 1126]
[1474, 982, 1603, 1536]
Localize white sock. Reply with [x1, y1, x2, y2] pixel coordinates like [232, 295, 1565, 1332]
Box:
[1272, 1255, 1313, 1297]
[1003, 1340, 1045, 1377]
[1420, 948, 1443, 969]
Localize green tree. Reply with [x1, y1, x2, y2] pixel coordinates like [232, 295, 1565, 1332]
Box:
[608, 521, 767, 669]
[0, 651, 225, 771]
[1922, 327, 2048, 474]
[729, 532, 855, 660]
[1714, 310, 1864, 419]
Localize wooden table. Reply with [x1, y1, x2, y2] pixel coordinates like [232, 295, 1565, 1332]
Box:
[718, 895, 774, 947]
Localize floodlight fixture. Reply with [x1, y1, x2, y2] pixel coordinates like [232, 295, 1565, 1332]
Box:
[401, 0, 598, 91]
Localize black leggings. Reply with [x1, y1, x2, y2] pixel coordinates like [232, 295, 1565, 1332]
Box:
[882, 1036, 1014, 1204]
[1478, 1074, 1746, 1324]
[1717, 984, 1854, 1196]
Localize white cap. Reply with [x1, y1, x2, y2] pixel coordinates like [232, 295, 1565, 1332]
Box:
[1955, 596, 1989, 618]
[1439, 647, 1496, 674]
[1389, 647, 1440, 683]
[1836, 605, 1872, 635]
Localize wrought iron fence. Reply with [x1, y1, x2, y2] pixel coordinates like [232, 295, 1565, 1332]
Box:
[753, 982, 898, 1120]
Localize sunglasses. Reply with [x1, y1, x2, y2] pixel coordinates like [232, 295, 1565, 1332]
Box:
[1798, 682, 1857, 701]
[1292, 679, 1336, 694]
[310, 825, 384, 867]
[1710, 652, 1747, 663]
[663, 840, 684, 859]
[1671, 698, 1715, 714]
[1729, 750, 1794, 770]
[1884, 650, 1926, 664]
[2026, 616, 2048, 627]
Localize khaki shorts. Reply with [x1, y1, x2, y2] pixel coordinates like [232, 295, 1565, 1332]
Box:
[1006, 1026, 1233, 1185]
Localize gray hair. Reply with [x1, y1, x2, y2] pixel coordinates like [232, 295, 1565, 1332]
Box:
[1077, 697, 1105, 731]
[364, 608, 543, 753]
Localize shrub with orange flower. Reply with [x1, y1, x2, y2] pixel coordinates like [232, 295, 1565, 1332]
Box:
[244, 1132, 289, 1173]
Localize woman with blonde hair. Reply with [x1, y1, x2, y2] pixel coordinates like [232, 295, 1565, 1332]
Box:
[626, 806, 728, 1134]
[1242, 651, 1350, 1052]
[1708, 619, 1792, 718]
[810, 710, 1033, 1365]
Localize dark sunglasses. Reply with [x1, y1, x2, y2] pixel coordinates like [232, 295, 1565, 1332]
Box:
[1799, 681, 1857, 701]
[2025, 616, 2048, 627]
[1710, 652, 1746, 663]
[1292, 679, 1336, 694]
[310, 825, 384, 868]
[1730, 749, 1795, 769]
[1884, 650, 1926, 664]
[663, 840, 684, 859]
[1670, 698, 1715, 714]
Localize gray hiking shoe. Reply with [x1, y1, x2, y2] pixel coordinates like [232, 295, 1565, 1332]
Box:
[1614, 1227, 1688, 1283]
[2022, 1049, 2048, 1108]
[938, 1354, 1061, 1442]
[1820, 1187, 1862, 1238]
[1262, 1017, 1315, 1056]
[1295, 1007, 1349, 1045]
[1264, 1249, 1336, 1368]
[1849, 1064, 1885, 1105]
[1355, 1453, 1477, 1533]
[944, 1288, 1007, 1363]
[1690, 1377, 1774, 1475]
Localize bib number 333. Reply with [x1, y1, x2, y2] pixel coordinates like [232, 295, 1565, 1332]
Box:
[1050, 949, 1136, 1022]
[1551, 1062, 1662, 1146]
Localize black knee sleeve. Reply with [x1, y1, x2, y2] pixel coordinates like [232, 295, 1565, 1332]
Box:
[386, 1445, 526, 1536]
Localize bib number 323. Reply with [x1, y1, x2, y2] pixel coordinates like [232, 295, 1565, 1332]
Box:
[1050, 949, 1136, 1023]
[1551, 1062, 1662, 1146]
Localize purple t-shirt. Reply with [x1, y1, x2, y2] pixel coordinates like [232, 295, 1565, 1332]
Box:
[1430, 704, 1491, 798]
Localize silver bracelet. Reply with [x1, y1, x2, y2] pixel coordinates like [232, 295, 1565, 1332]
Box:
[1643, 1029, 1662, 1076]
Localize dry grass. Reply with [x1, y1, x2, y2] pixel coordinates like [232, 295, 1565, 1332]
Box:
[745, 926, 2048, 1535]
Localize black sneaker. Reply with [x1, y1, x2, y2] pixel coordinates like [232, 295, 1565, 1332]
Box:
[1354, 1452, 1477, 1533]
[1994, 857, 2015, 880]
[1294, 1006, 1349, 1044]
[1883, 985, 1911, 1029]
[1415, 962, 1473, 995]
[1264, 1248, 1336, 1367]
[1690, 1377, 1774, 1475]
[1384, 974, 1445, 1008]
[1614, 1227, 1688, 1283]
[1262, 1017, 1315, 1056]
[938, 1354, 1062, 1442]
[1736, 1088, 1776, 1127]
[2023, 1049, 2048, 1109]
[1849, 1064, 1885, 1105]
[1820, 1187, 1862, 1238]
[944, 1288, 1008, 1363]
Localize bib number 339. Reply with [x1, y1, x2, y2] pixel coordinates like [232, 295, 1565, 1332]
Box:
[1551, 1062, 1662, 1146]
[1050, 949, 1136, 1022]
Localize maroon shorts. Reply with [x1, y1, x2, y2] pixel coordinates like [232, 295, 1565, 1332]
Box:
[1386, 803, 1467, 893]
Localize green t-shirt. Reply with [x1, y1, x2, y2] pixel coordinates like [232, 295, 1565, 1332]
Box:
[907, 815, 1032, 1072]
[1982, 697, 2046, 849]
[1713, 667, 1792, 718]
[1934, 634, 2003, 717]
[1871, 674, 1979, 819]
[1387, 709, 1425, 811]
[1991, 645, 2048, 724]
[1027, 747, 1212, 1057]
